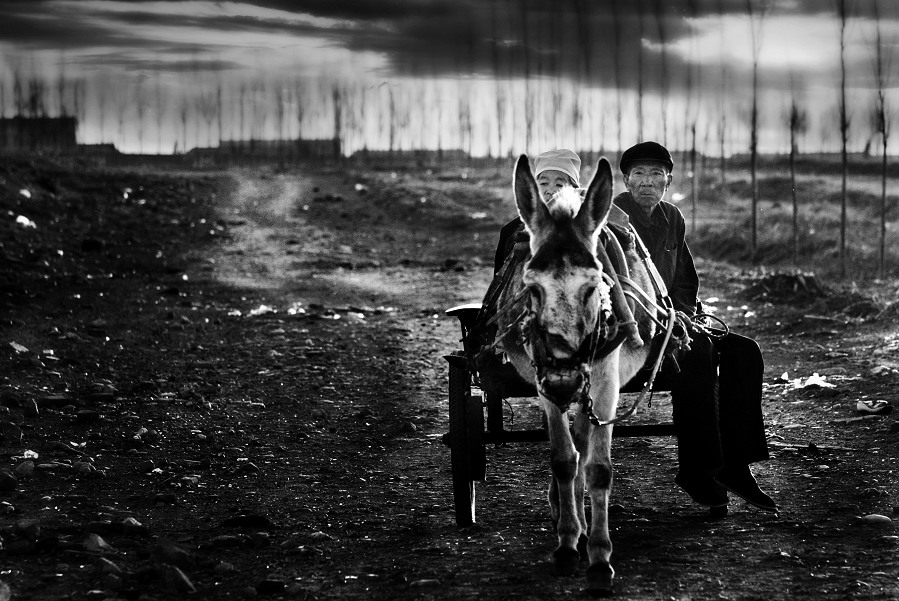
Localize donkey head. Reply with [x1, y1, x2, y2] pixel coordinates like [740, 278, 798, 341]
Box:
[513, 154, 615, 404]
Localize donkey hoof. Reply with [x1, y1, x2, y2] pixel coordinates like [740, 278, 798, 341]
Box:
[552, 548, 580, 576]
[586, 563, 614, 597]
[577, 534, 589, 560]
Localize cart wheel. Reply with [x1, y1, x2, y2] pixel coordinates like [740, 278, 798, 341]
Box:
[449, 354, 483, 526]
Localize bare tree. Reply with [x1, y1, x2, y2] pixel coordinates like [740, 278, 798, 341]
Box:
[518, 0, 533, 151]
[685, 0, 701, 231]
[490, 1, 505, 159]
[787, 92, 808, 264]
[332, 83, 343, 158]
[611, 0, 623, 151]
[836, 0, 851, 276]
[746, 0, 770, 259]
[179, 95, 189, 154]
[636, 0, 645, 140]
[239, 83, 247, 151]
[97, 81, 108, 143]
[718, 0, 728, 194]
[388, 86, 396, 153]
[155, 72, 165, 153]
[871, 0, 892, 276]
[57, 56, 68, 117]
[654, 0, 669, 146]
[295, 79, 305, 141]
[115, 89, 128, 149]
[27, 76, 47, 117]
[135, 78, 146, 153]
[216, 82, 223, 149]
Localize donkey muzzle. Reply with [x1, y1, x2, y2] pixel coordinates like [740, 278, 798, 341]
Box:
[539, 367, 586, 409]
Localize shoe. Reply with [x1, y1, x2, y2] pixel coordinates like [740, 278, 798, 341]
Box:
[675, 470, 728, 507]
[714, 464, 778, 513]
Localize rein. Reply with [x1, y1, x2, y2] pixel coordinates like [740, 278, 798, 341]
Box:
[523, 222, 692, 428]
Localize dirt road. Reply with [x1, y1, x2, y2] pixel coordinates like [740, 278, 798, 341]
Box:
[1, 159, 897, 600]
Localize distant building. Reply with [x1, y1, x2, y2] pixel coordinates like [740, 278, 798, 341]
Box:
[0, 116, 78, 152]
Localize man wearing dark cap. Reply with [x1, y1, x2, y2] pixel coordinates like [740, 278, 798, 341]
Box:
[615, 141, 776, 512]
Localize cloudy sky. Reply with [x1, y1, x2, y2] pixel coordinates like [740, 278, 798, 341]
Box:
[0, 0, 897, 156]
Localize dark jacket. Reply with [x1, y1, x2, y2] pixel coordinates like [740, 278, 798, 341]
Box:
[492, 192, 699, 314]
[612, 192, 699, 315]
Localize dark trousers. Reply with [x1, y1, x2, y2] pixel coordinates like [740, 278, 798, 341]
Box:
[637, 328, 770, 472]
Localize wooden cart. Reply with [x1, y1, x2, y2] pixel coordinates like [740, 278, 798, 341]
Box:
[443, 303, 680, 527]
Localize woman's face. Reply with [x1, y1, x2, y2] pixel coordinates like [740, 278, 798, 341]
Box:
[536, 169, 576, 202]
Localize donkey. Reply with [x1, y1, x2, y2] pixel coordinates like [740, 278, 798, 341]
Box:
[494, 155, 657, 595]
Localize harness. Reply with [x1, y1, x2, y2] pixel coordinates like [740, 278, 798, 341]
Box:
[476, 221, 693, 427]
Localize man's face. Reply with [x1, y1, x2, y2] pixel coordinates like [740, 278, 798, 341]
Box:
[624, 160, 672, 213]
[536, 169, 576, 202]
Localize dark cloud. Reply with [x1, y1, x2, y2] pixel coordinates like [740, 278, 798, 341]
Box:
[0, 0, 887, 98]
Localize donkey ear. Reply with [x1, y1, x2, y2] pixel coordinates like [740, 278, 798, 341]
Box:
[576, 157, 613, 235]
[513, 154, 549, 233]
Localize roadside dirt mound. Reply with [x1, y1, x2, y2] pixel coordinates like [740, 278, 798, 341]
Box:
[742, 271, 830, 304]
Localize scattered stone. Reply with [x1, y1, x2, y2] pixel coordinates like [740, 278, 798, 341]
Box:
[15, 461, 34, 477]
[256, 578, 286, 595]
[48, 441, 81, 454]
[155, 540, 192, 568]
[14, 519, 41, 539]
[161, 563, 196, 593]
[209, 534, 247, 548]
[83, 533, 116, 553]
[35, 462, 72, 472]
[214, 561, 237, 573]
[73, 461, 95, 475]
[121, 517, 148, 535]
[249, 532, 271, 547]
[96, 557, 122, 574]
[858, 514, 894, 526]
[219, 514, 277, 530]
[0, 470, 17, 492]
[0, 391, 23, 408]
[76, 410, 101, 423]
[83, 392, 115, 405]
[3, 539, 33, 554]
[36, 394, 76, 408]
[153, 493, 178, 505]
[22, 399, 39, 417]
[236, 462, 259, 474]
[103, 573, 123, 590]
[0, 422, 22, 443]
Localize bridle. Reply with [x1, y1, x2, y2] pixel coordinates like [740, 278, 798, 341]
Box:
[519, 252, 628, 415]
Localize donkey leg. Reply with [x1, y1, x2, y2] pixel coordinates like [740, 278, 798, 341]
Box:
[583, 373, 620, 596]
[571, 415, 591, 559]
[541, 399, 581, 576]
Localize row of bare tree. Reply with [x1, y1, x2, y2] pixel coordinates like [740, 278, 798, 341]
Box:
[0, 1, 894, 274]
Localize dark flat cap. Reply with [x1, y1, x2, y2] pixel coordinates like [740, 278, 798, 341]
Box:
[619, 141, 674, 174]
